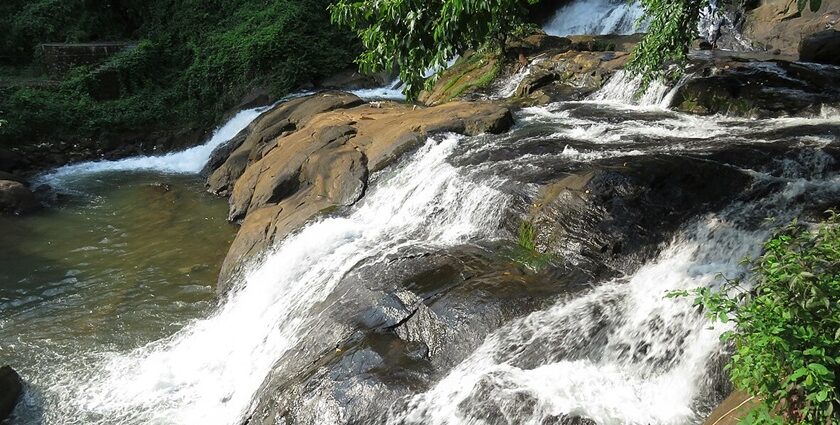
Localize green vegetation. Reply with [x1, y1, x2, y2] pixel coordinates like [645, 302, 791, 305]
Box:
[509, 219, 552, 271]
[670, 213, 840, 424]
[0, 0, 357, 146]
[628, 0, 823, 87]
[329, 0, 538, 101]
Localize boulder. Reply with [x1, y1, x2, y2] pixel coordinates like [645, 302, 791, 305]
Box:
[742, 0, 840, 54]
[209, 93, 514, 289]
[0, 180, 39, 215]
[799, 29, 840, 65]
[0, 365, 22, 422]
[419, 52, 503, 106]
[528, 155, 752, 275]
[670, 57, 840, 117]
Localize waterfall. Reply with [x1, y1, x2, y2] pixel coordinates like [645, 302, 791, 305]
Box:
[43, 134, 512, 425]
[492, 58, 546, 100]
[697, 0, 754, 51]
[37, 105, 271, 188]
[587, 70, 685, 108]
[386, 150, 840, 425]
[543, 0, 647, 37]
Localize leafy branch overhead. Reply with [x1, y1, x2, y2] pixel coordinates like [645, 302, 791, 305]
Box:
[329, 0, 538, 101]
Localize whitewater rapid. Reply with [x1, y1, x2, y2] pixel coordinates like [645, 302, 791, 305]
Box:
[384, 124, 840, 425]
[42, 134, 511, 424]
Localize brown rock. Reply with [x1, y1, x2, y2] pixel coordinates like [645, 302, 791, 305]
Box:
[207, 92, 365, 196]
[703, 391, 761, 425]
[515, 50, 630, 103]
[0, 180, 39, 215]
[211, 94, 514, 289]
[0, 365, 22, 422]
[743, 0, 840, 54]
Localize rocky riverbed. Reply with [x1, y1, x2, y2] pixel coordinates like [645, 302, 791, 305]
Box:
[2, 2, 840, 423]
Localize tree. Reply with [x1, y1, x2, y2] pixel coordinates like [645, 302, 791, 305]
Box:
[329, 0, 538, 101]
[628, 0, 823, 87]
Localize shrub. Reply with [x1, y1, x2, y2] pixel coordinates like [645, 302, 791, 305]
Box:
[672, 212, 840, 424]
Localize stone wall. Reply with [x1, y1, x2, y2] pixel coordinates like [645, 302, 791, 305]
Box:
[37, 42, 135, 76]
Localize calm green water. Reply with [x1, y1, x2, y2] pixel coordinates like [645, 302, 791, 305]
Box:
[0, 172, 235, 419]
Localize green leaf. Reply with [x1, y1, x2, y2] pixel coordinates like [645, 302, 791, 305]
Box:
[808, 363, 830, 376]
[810, 0, 822, 12]
[797, 0, 807, 13]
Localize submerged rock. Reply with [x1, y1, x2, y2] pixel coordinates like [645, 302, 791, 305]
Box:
[0, 180, 39, 215]
[0, 365, 22, 422]
[207, 92, 514, 289]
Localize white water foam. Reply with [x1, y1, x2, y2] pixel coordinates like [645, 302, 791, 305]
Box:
[45, 134, 511, 425]
[38, 105, 272, 188]
[544, 0, 647, 37]
[350, 80, 407, 101]
[588, 70, 677, 108]
[492, 58, 546, 100]
[387, 164, 840, 425]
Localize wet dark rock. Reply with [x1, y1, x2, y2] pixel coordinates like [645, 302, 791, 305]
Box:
[0, 180, 39, 215]
[515, 50, 629, 104]
[541, 414, 597, 425]
[671, 59, 840, 117]
[799, 30, 840, 65]
[237, 135, 829, 424]
[528, 155, 752, 274]
[457, 374, 539, 424]
[566, 34, 643, 52]
[0, 365, 22, 422]
[0, 171, 25, 184]
[244, 243, 577, 425]
[422, 33, 634, 106]
[506, 33, 573, 58]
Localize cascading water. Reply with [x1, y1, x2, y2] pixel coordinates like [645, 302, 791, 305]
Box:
[586, 70, 680, 108]
[492, 58, 547, 100]
[40, 135, 511, 424]
[386, 167, 840, 425]
[697, 0, 754, 51]
[543, 0, 647, 37]
[37, 105, 272, 189]
[11, 43, 840, 424]
[381, 90, 840, 424]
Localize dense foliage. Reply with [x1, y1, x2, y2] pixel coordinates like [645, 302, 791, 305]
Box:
[673, 214, 840, 424]
[330, 0, 538, 100]
[0, 0, 357, 146]
[628, 0, 823, 86]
